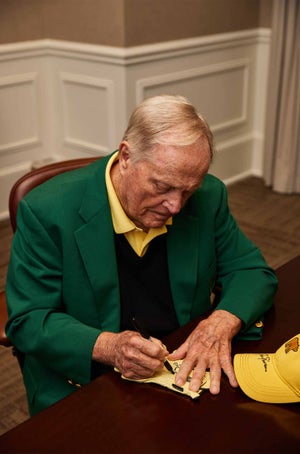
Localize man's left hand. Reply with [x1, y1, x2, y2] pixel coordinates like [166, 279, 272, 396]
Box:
[168, 309, 242, 394]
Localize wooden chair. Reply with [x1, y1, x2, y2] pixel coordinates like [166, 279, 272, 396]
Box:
[0, 157, 99, 349]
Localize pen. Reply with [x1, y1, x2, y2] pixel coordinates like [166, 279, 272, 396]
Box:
[132, 317, 175, 374]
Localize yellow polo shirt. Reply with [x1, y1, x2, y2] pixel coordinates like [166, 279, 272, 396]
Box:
[105, 152, 172, 257]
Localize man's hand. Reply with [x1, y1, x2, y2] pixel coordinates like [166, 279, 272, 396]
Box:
[168, 310, 242, 394]
[92, 330, 168, 379]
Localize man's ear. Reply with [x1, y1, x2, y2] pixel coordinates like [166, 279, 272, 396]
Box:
[118, 141, 131, 171]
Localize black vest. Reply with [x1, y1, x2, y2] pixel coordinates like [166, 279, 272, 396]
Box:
[114, 233, 179, 340]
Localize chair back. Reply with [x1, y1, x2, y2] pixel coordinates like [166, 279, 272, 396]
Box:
[9, 157, 99, 232]
[0, 156, 100, 348]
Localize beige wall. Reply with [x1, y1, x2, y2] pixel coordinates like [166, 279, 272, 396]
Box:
[0, 0, 125, 46]
[0, 0, 272, 47]
[259, 0, 273, 28]
[124, 0, 272, 46]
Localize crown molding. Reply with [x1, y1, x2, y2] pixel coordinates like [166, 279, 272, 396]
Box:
[0, 28, 271, 65]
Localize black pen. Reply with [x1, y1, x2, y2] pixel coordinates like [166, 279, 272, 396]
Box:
[132, 317, 175, 375]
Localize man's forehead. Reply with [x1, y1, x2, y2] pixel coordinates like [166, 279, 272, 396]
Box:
[145, 141, 210, 172]
[142, 156, 206, 189]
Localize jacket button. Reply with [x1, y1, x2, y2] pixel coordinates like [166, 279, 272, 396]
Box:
[67, 379, 82, 388]
[255, 320, 264, 328]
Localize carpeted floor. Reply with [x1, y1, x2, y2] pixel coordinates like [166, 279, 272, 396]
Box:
[227, 177, 300, 269]
[0, 176, 300, 436]
[0, 346, 29, 435]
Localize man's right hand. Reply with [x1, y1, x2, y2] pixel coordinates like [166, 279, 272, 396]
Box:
[92, 331, 168, 379]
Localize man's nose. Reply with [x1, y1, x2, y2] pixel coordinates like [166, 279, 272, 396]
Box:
[162, 194, 182, 214]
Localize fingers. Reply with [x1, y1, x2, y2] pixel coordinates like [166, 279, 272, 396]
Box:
[221, 355, 239, 388]
[174, 347, 226, 394]
[150, 337, 170, 360]
[205, 363, 221, 394]
[114, 331, 168, 379]
[169, 311, 242, 394]
[168, 342, 187, 361]
[174, 355, 196, 388]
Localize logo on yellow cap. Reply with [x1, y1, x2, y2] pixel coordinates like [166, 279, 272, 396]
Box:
[285, 336, 299, 354]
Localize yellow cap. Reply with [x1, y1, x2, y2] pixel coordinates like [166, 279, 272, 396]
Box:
[233, 333, 300, 403]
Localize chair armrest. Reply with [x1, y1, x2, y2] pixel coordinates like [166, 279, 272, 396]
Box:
[0, 291, 12, 347]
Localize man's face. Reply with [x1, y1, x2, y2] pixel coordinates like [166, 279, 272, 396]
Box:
[116, 137, 211, 231]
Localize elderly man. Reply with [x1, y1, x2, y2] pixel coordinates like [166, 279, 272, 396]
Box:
[6, 95, 278, 415]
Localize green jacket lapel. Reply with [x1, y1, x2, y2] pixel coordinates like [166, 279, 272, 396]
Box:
[74, 157, 120, 332]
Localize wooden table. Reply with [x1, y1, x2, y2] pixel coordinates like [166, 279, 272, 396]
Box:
[1, 256, 300, 453]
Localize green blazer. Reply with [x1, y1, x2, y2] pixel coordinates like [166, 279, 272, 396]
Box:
[6, 155, 278, 415]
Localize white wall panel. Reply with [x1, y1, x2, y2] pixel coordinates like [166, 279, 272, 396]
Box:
[0, 72, 40, 155]
[136, 59, 249, 134]
[210, 134, 253, 184]
[60, 72, 116, 155]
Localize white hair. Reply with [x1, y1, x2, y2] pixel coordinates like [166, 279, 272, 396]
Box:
[122, 94, 214, 162]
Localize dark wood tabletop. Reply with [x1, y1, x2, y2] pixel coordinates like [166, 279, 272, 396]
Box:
[1, 255, 300, 453]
